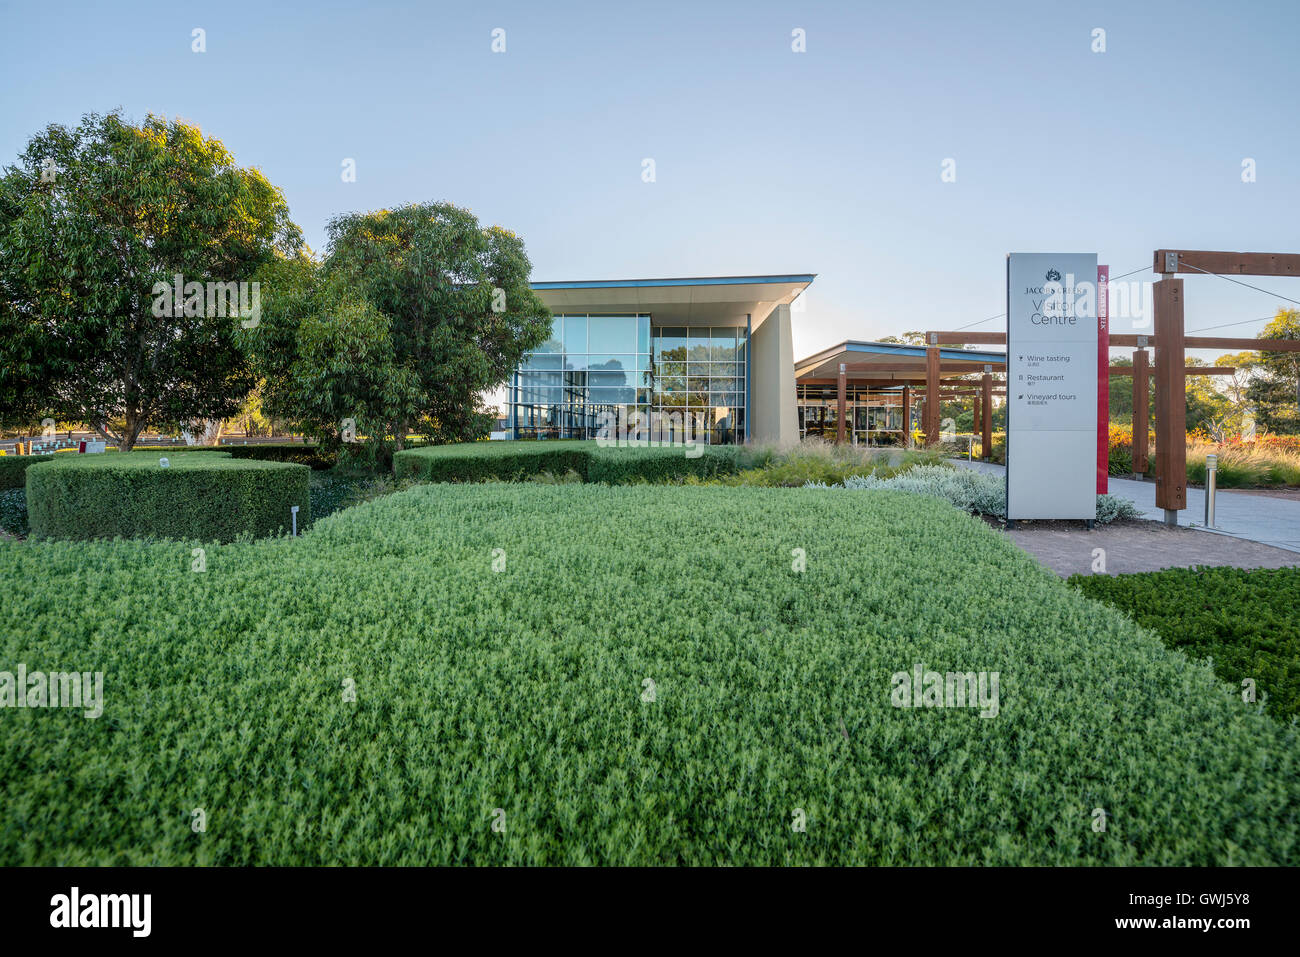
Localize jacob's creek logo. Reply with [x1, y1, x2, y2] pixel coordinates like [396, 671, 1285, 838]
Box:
[1023, 268, 1093, 325]
[50, 887, 151, 937]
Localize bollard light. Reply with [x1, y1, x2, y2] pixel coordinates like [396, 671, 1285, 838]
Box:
[159, 458, 169, 468]
[291, 505, 300, 537]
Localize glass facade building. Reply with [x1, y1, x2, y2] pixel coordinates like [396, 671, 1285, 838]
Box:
[510, 315, 749, 444]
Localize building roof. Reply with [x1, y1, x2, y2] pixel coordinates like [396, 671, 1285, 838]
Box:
[529, 274, 815, 327]
[795, 340, 1007, 383]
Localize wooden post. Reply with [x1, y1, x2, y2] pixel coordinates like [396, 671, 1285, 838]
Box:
[1132, 348, 1148, 477]
[836, 363, 847, 445]
[1153, 280, 1186, 520]
[924, 343, 940, 445]
[981, 371, 993, 460]
[902, 384, 912, 447]
[972, 387, 980, 443]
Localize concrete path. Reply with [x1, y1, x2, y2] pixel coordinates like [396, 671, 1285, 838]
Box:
[950, 458, 1300, 554]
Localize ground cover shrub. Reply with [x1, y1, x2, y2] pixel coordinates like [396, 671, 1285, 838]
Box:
[25, 452, 310, 543]
[1070, 566, 1300, 721]
[821, 464, 1141, 523]
[0, 484, 1296, 864]
[0, 455, 53, 488]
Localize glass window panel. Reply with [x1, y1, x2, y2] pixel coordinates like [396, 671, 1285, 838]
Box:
[588, 316, 638, 354]
[711, 328, 738, 360]
[657, 375, 686, 394]
[638, 316, 650, 355]
[688, 376, 710, 392]
[656, 361, 685, 378]
[655, 327, 687, 360]
[519, 371, 562, 387]
[563, 316, 587, 352]
[524, 354, 562, 370]
[588, 386, 637, 404]
[537, 317, 563, 353]
[687, 362, 712, 377]
[589, 370, 634, 388]
[637, 353, 652, 372]
[711, 377, 740, 394]
[576, 354, 636, 373]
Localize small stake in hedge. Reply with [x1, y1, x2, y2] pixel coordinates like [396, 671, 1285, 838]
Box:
[291, 505, 299, 537]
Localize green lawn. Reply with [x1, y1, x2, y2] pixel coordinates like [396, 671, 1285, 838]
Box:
[1070, 566, 1300, 721]
[1, 484, 1297, 864]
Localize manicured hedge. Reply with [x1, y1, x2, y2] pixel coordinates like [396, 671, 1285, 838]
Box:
[1070, 566, 1300, 720]
[1, 484, 1296, 864]
[224, 443, 334, 470]
[25, 452, 310, 542]
[0, 454, 54, 488]
[393, 440, 755, 484]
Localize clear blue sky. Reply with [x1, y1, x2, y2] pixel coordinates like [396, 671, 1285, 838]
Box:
[4, 0, 1298, 362]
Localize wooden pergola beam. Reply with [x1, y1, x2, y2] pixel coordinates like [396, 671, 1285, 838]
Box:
[1154, 249, 1300, 278]
[1153, 279, 1187, 516]
[981, 372, 993, 461]
[924, 346, 940, 445]
[1133, 348, 1149, 475]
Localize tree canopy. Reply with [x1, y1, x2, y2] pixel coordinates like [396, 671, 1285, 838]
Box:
[246, 202, 552, 467]
[1246, 309, 1300, 434]
[0, 111, 302, 448]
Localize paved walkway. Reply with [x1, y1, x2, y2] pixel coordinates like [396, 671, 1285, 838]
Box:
[951, 459, 1300, 554]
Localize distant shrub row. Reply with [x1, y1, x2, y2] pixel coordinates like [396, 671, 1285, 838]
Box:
[26, 452, 310, 543]
[0, 454, 54, 488]
[393, 440, 757, 484]
[223, 443, 334, 470]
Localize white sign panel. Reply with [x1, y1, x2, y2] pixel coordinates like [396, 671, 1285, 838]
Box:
[1006, 253, 1098, 520]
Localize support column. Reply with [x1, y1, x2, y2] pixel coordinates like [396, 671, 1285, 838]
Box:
[902, 384, 912, 447]
[1132, 348, 1148, 477]
[924, 344, 940, 445]
[981, 370, 993, 460]
[749, 303, 798, 444]
[836, 363, 847, 444]
[1153, 280, 1186, 522]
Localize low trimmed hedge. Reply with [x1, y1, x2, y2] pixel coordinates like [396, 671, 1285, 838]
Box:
[393, 440, 755, 484]
[26, 452, 310, 542]
[224, 443, 334, 470]
[0, 454, 54, 488]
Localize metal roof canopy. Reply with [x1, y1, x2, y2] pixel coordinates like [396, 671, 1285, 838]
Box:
[530, 274, 815, 328]
[795, 340, 1007, 382]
